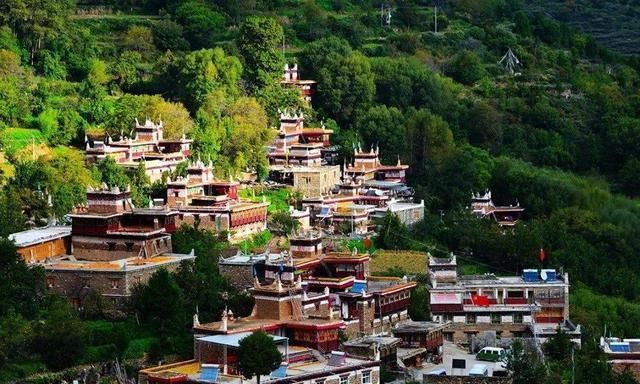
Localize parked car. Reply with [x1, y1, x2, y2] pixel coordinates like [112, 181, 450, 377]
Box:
[427, 368, 447, 376]
[476, 347, 506, 362]
[469, 364, 489, 377]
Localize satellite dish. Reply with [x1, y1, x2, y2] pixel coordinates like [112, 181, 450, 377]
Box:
[540, 270, 548, 281]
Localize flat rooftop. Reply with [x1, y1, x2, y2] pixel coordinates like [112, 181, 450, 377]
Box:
[343, 335, 401, 348]
[433, 273, 567, 289]
[44, 253, 195, 272]
[9, 226, 71, 247]
[143, 354, 376, 384]
[198, 332, 288, 348]
[393, 321, 450, 334]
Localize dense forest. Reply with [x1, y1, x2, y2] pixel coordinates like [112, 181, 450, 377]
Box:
[2, 0, 640, 382]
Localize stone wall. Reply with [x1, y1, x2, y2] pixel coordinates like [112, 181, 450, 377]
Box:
[292, 166, 341, 198]
[444, 323, 530, 344]
[423, 375, 512, 384]
[46, 259, 184, 307]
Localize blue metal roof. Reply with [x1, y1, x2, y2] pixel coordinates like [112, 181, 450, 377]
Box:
[198, 332, 288, 348]
[352, 281, 367, 294]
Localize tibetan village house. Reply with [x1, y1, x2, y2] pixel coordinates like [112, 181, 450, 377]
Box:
[193, 275, 344, 353]
[470, 191, 524, 227]
[281, 63, 317, 104]
[139, 333, 380, 384]
[300, 149, 421, 234]
[218, 230, 417, 340]
[428, 255, 580, 345]
[166, 159, 268, 241]
[40, 186, 195, 307]
[268, 111, 341, 197]
[337, 276, 417, 338]
[85, 118, 192, 182]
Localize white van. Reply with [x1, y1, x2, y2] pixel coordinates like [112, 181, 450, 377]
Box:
[476, 347, 506, 362]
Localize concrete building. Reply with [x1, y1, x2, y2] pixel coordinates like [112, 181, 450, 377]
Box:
[600, 337, 640, 380]
[85, 118, 192, 182]
[371, 200, 425, 226]
[428, 255, 579, 345]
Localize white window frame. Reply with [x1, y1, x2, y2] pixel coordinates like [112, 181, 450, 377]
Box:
[362, 371, 371, 384]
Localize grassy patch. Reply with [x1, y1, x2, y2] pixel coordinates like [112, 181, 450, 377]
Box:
[239, 186, 291, 213]
[125, 337, 158, 359]
[370, 250, 428, 275]
[458, 261, 490, 276]
[0, 361, 47, 382]
[0, 128, 44, 150]
[237, 230, 272, 253]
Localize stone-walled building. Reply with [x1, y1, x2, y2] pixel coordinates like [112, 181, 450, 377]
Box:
[85, 118, 192, 182]
[39, 186, 195, 307]
[166, 159, 269, 241]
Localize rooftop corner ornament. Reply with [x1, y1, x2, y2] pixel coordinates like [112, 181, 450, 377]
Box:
[498, 48, 521, 75]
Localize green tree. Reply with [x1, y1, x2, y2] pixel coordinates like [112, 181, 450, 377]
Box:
[0, 0, 75, 64]
[122, 25, 156, 56]
[543, 327, 573, 361]
[237, 330, 283, 384]
[93, 157, 131, 190]
[300, 36, 375, 127]
[0, 312, 32, 366]
[315, 50, 374, 128]
[0, 238, 45, 318]
[445, 50, 487, 85]
[237, 16, 284, 92]
[268, 211, 301, 235]
[467, 102, 503, 151]
[174, 1, 226, 49]
[176, 48, 242, 112]
[152, 19, 190, 52]
[507, 339, 548, 384]
[0, 189, 27, 236]
[408, 285, 429, 321]
[131, 268, 185, 334]
[112, 50, 144, 91]
[355, 105, 406, 164]
[32, 297, 88, 371]
[219, 97, 273, 178]
[255, 83, 307, 126]
[378, 212, 408, 250]
[406, 109, 455, 176]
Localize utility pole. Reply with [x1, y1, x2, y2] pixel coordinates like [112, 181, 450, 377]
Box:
[434, 5, 438, 33]
[571, 346, 575, 384]
[381, 3, 384, 26]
